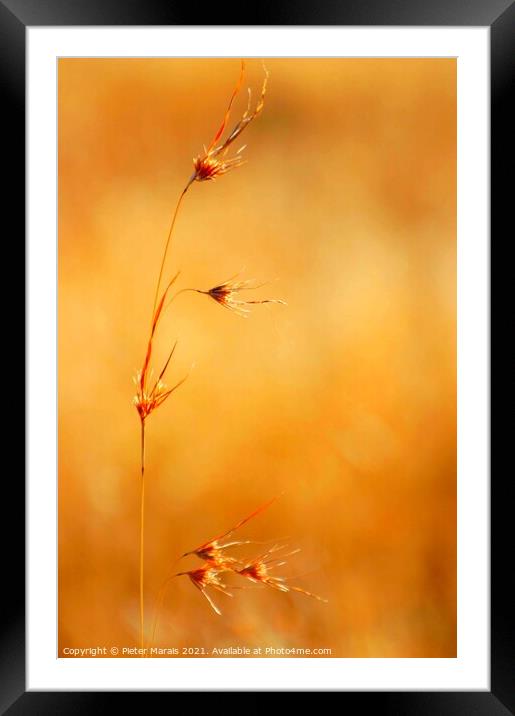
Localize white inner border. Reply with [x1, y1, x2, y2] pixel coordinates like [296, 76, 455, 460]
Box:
[27, 27, 489, 691]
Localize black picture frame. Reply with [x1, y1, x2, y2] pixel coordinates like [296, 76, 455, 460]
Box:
[4, 0, 507, 712]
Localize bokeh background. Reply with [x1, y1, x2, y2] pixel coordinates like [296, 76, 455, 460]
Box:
[58, 58, 456, 657]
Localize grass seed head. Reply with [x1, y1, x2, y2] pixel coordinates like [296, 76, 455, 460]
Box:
[238, 545, 328, 603]
[133, 346, 188, 422]
[203, 277, 286, 317]
[192, 61, 268, 183]
[176, 564, 233, 616]
[182, 497, 278, 566]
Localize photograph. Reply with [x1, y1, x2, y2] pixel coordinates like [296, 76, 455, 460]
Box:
[58, 56, 457, 659]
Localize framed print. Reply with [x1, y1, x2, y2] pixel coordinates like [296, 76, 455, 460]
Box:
[3, 0, 508, 711]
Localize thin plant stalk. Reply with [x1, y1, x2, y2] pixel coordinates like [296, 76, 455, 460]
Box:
[149, 555, 182, 653]
[140, 182, 192, 653]
[151, 181, 193, 324]
[150, 574, 173, 650]
[139, 418, 146, 652]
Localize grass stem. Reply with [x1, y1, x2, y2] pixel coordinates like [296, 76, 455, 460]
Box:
[139, 418, 146, 653]
[151, 181, 193, 324]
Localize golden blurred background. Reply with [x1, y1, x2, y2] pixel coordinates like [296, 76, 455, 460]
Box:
[58, 58, 456, 657]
